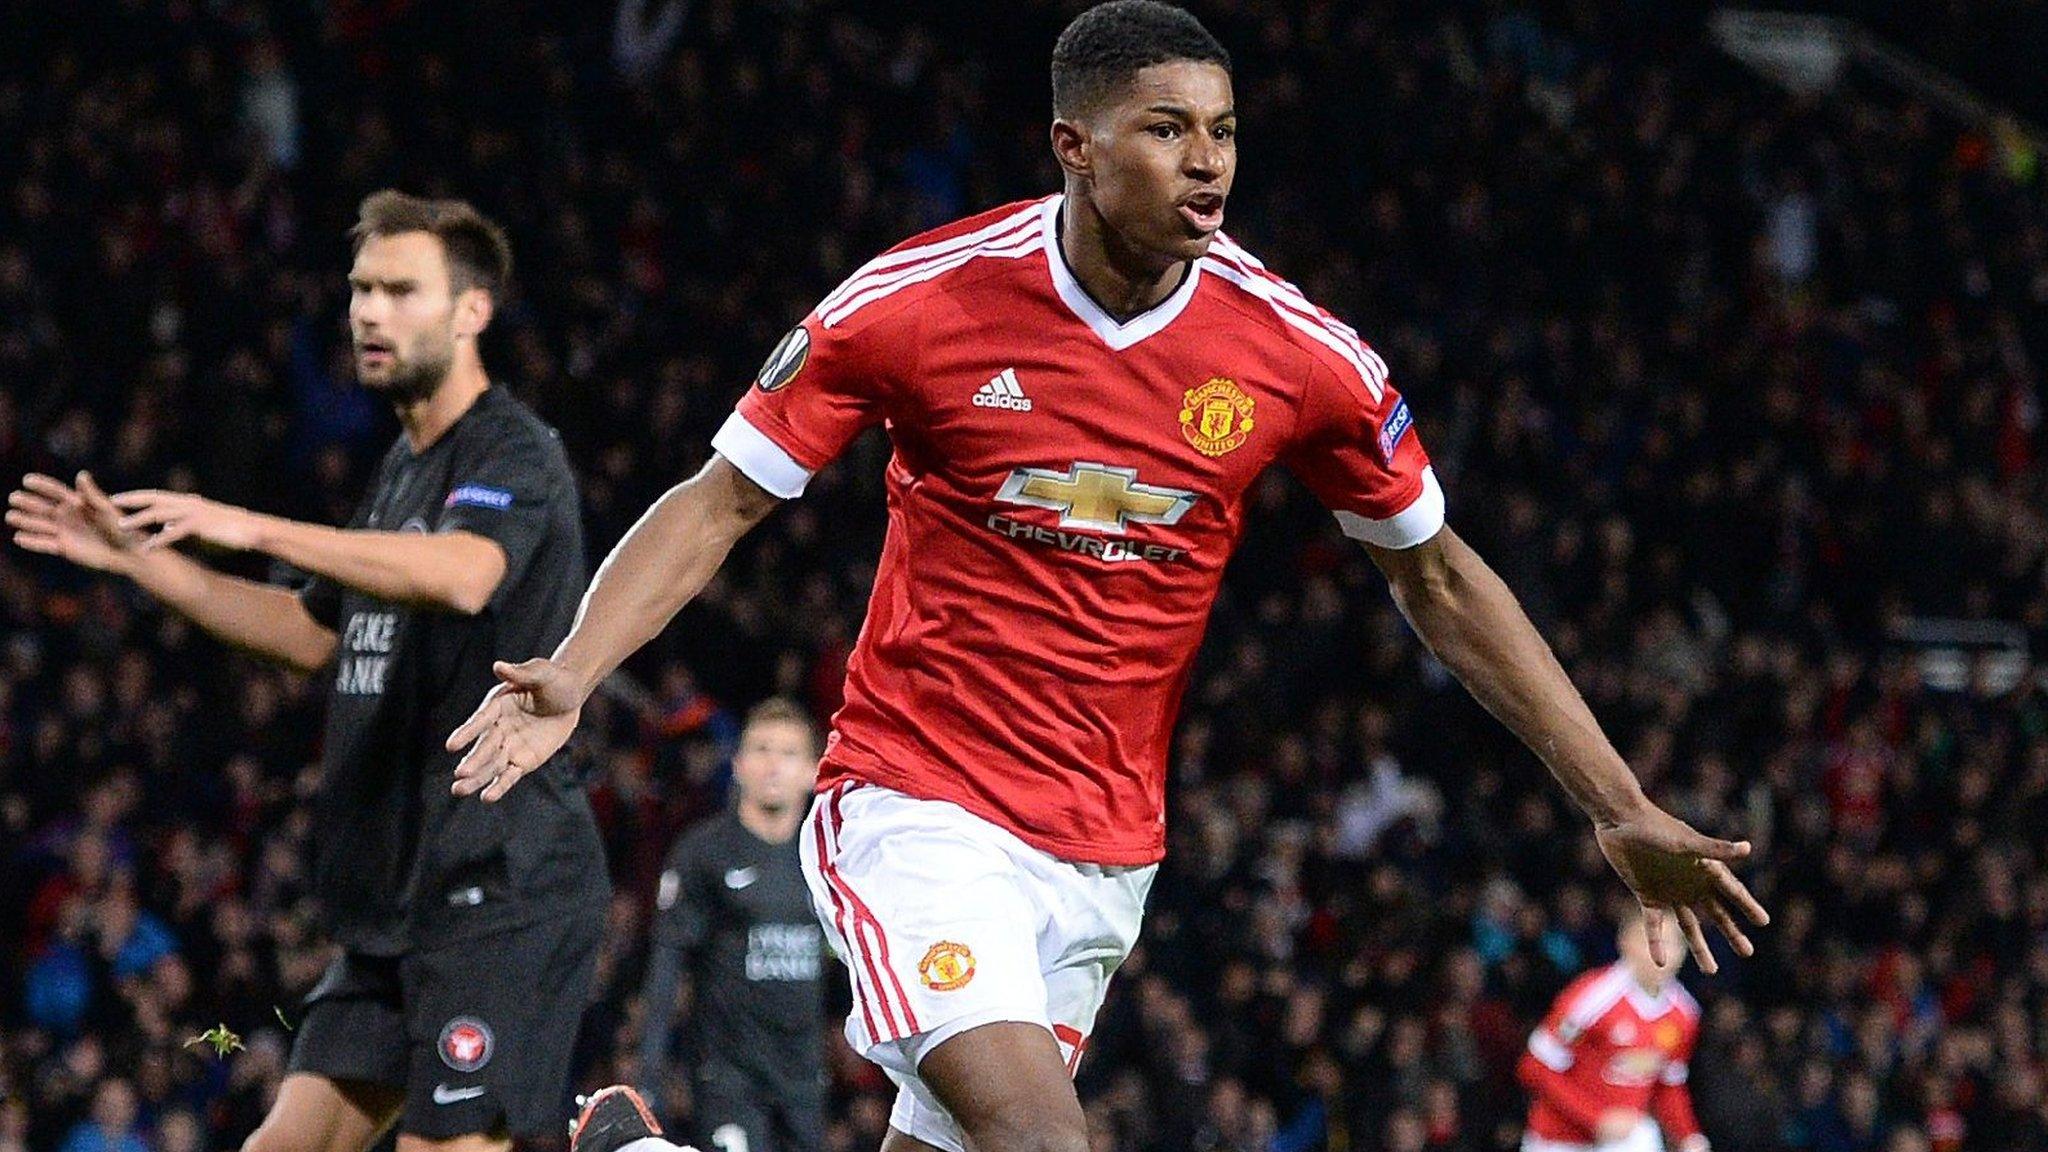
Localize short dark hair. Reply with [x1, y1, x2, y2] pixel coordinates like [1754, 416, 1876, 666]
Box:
[1051, 1, 1231, 119]
[348, 190, 513, 300]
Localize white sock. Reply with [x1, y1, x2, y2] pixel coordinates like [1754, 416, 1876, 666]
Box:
[616, 1140, 693, 1152]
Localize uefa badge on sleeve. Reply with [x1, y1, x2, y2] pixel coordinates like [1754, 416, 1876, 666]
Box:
[755, 325, 811, 392]
[438, 1016, 494, 1072]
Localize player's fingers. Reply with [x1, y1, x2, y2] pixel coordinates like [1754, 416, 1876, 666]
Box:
[76, 471, 112, 506]
[451, 722, 506, 781]
[480, 762, 527, 803]
[451, 734, 507, 796]
[1704, 898, 1753, 958]
[4, 509, 54, 533]
[7, 490, 56, 515]
[107, 489, 170, 509]
[1641, 905, 1668, 968]
[138, 523, 190, 551]
[76, 473, 127, 525]
[491, 658, 554, 691]
[447, 686, 508, 750]
[117, 505, 174, 531]
[460, 724, 507, 775]
[12, 531, 62, 556]
[21, 473, 74, 500]
[1675, 905, 1716, 974]
[1683, 830, 1751, 863]
[1705, 860, 1771, 925]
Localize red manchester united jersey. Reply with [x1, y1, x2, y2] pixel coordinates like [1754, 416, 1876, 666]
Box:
[1517, 963, 1705, 1149]
[714, 196, 1444, 864]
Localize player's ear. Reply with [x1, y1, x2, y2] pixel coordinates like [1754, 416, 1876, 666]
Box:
[455, 287, 493, 339]
[1051, 116, 1093, 182]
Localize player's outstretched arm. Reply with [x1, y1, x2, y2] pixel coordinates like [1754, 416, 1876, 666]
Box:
[110, 488, 507, 614]
[447, 455, 780, 801]
[8, 472, 337, 672]
[1365, 525, 1769, 972]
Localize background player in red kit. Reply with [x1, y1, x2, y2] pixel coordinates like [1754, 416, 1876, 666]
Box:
[1518, 910, 1709, 1152]
[453, 5, 1769, 1152]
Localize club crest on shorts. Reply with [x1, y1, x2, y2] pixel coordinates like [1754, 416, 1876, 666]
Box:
[918, 941, 976, 991]
[1179, 377, 1255, 458]
[438, 1016, 494, 1072]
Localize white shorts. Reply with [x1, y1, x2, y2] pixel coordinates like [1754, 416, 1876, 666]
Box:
[799, 780, 1155, 1152]
[1522, 1118, 1663, 1152]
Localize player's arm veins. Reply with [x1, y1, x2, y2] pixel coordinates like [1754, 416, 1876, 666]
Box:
[1365, 526, 1648, 824]
[260, 518, 509, 615]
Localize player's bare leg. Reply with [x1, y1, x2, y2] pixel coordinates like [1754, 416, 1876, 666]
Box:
[240, 1073, 403, 1152]
[895, 1022, 1088, 1152]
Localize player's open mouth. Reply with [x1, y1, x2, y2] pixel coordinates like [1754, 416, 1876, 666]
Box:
[356, 339, 394, 367]
[1178, 191, 1225, 233]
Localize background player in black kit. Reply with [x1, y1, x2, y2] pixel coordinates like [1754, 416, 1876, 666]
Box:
[6, 191, 607, 1152]
[639, 699, 826, 1152]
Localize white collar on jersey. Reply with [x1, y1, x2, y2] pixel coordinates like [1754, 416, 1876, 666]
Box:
[1613, 964, 1680, 1019]
[1041, 194, 1205, 351]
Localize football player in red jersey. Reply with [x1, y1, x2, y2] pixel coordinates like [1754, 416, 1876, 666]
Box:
[1519, 910, 1710, 1152]
[453, 5, 1768, 1152]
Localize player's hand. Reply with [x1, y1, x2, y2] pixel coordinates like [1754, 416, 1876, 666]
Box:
[1594, 801, 1769, 974]
[447, 658, 587, 802]
[1595, 1108, 1642, 1144]
[7, 472, 147, 573]
[110, 489, 269, 552]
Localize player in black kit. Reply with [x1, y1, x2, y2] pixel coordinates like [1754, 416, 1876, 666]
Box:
[639, 699, 825, 1152]
[7, 191, 606, 1152]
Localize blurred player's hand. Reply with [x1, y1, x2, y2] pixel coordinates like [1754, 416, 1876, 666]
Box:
[110, 489, 267, 551]
[1594, 802, 1769, 974]
[7, 472, 147, 573]
[447, 658, 586, 802]
[1594, 1108, 1642, 1144]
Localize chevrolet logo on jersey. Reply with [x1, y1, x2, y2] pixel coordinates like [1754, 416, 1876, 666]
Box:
[996, 463, 1196, 534]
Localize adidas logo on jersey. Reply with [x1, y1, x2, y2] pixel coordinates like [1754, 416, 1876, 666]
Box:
[973, 368, 1033, 412]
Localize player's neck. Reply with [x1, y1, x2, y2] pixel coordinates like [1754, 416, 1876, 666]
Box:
[1626, 965, 1669, 997]
[1058, 195, 1190, 322]
[737, 800, 801, 845]
[395, 358, 490, 453]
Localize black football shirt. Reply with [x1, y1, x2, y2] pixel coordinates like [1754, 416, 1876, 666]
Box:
[300, 386, 606, 955]
[650, 810, 823, 1080]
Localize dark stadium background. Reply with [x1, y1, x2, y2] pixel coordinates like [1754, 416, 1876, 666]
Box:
[3, 1, 2045, 1150]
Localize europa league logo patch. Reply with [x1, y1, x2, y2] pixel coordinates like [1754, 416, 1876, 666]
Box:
[756, 326, 811, 392]
[438, 1016, 494, 1072]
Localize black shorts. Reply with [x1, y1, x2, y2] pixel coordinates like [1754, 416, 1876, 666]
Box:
[288, 912, 602, 1139]
[694, 1059, 824, 1152]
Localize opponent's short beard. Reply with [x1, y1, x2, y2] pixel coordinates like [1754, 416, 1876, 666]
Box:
[361, 344, 452, 407]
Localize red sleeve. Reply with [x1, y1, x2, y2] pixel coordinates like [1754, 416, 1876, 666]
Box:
[716, 307, 893, 498]
[1516, 979, 1610, 1133]
[1648, 1014, 1705, 1145]
[1282, 353, 1444, 549]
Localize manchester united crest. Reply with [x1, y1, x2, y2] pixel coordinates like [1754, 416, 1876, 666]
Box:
[1179, 378, 1255, 457]
[918, 941, 976, 991]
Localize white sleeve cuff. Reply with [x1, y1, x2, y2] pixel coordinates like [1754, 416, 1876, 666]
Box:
[712, 412, 814, 499]
[1527, 1028, 1574, 1072]
[1333, 466, 1445, 549]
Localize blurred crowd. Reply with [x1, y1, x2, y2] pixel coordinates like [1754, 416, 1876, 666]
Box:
[3, 1, 2047, 1151]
